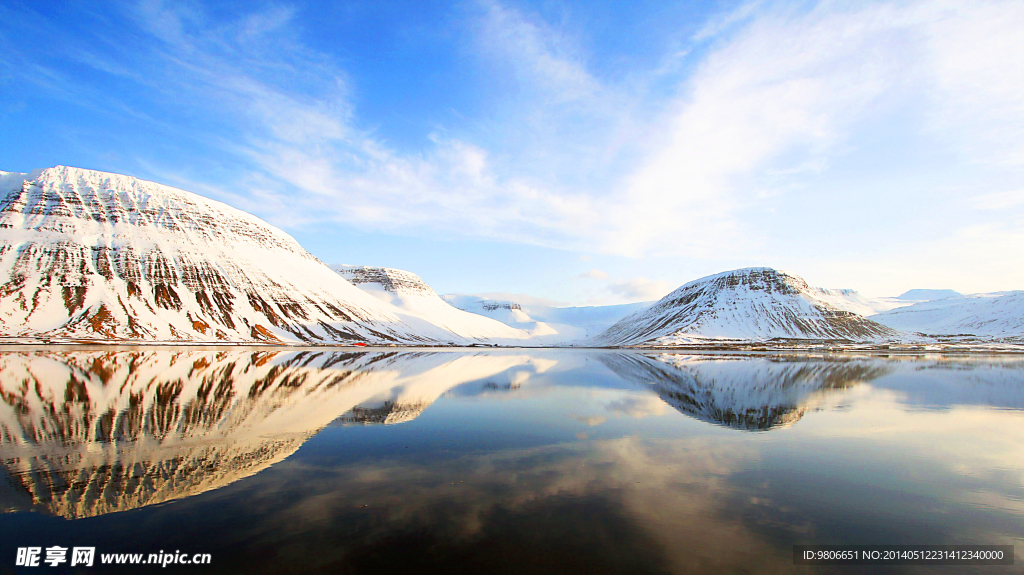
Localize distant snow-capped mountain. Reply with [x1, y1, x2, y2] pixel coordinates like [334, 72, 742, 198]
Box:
[810, 287, 909, 316]
[440, 294, 584, 341]
[592, 268, 902, 346]
[896, 289, 962, 301]
[329, 265, 542, 343]
[0, 166, 466, 344]
[872, 291, 1024, 338]
[442, 294, 652, 341]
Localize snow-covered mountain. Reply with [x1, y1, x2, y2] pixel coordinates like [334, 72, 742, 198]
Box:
[811, 287, 909, 316]
[442, 294, 651, 341]
[3, 167, 1017, 348]
[815, 287, 959, 318]
[592, 268, 902, 346]
[330, 265, 542, 343]
[0, 166, 483, 344]
[896, 289, 961, 301]
[440, 294, 583, 341]
[872, 291, 1024, 338]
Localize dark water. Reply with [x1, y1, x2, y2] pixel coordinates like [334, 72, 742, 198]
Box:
[0, 348, 1022, 574]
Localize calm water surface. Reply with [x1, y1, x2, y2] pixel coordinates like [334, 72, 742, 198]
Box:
[1, 348, 1022, 574]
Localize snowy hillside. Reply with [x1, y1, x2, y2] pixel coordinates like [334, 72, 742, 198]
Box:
[330, 265, 546, 343]
[440, 294, 583, 341]
[872, 291, 1024, 338]
[0, 166, 484, 344]
[442, 294, 651, 340]
[592, 268, 902, 346]
[540, 302, 655, 334]
[811, 287, 909, 316]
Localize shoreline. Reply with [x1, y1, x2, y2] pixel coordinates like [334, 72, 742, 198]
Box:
[1, 341, 1023, 355]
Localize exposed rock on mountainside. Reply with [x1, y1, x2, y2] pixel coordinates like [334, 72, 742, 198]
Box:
[592, 268, 902, 347]
[335, 265, 435, 296]
[0, 166, 461, 344]
[483, 302, 521, 311]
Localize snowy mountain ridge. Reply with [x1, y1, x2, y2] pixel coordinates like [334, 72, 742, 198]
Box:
[1, 166, 1022, 346]
[872, 291, 1024, 338]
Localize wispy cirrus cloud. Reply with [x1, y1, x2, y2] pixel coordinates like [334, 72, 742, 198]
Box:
[232, 0, 1024, 264]
[471, 0, 599, 102]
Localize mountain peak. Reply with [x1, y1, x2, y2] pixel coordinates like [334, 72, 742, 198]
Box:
[675, 267, 805, 296]
[331, 265, 435, 296]
[18, 165, 274, 235]
[0, 166, 461, 343]
[593, 267, 900, 346]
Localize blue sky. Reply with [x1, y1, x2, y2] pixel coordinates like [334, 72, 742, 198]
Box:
[3, 0, 1024, 304]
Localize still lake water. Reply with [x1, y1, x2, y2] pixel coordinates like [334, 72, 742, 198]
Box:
[0, 348, 1022, 574]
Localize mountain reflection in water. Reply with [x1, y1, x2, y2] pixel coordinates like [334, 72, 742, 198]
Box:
[599, 353, 896, 430]
[1, 349, 1023, 574]
[0, 349, 551, 518]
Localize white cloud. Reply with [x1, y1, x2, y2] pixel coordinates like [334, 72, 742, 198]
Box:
[574, 268, 609, 280]
[607, 1, 920, 256]
[973, 189, 1024, 211]
[472, 0, 599, 102]
[918, 0, 1024, 164]
[335, 0, 1024, 263]
[691, 1, 763, 42]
